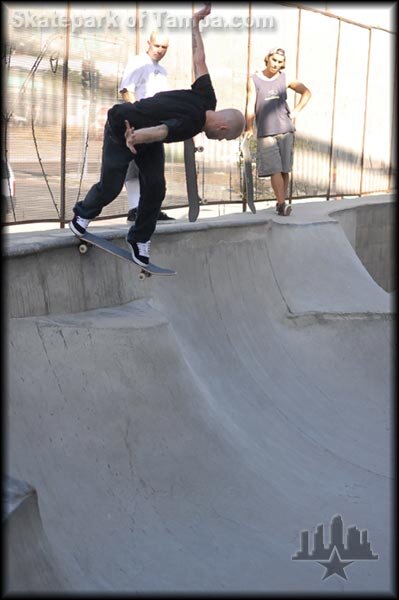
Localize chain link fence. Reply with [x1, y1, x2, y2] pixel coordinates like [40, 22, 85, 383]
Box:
[2, 3, 396, 225]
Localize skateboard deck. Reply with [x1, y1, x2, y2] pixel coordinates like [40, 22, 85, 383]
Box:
[75, 231, 176, 280]
[241, 137, 256, 214]
[184, 138, 205, 222]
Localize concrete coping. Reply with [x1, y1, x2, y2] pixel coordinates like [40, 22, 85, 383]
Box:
[3, 194, 394, 258]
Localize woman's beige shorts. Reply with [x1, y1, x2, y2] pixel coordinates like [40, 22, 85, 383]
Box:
[256, 132, 294, 177]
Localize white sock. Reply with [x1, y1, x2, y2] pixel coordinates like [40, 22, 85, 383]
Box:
[125, 179, 140, 210]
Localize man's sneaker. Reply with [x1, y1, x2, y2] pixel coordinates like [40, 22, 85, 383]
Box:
[127, 208, 137, 223]
[157, 210, 175, 221]
[276, 202, 292, 216]
[126, 239, 151, 266]
[69, 215, 90, 236]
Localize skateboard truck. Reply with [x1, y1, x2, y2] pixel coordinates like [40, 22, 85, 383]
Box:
[138, 270, 151, 280]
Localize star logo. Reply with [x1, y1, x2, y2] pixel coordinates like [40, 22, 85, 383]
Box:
[317, 547, 354, 580]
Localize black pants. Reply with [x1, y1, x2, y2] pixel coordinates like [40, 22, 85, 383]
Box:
[73, 122, 166, 243]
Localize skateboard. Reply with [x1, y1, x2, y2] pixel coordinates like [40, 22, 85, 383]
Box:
[75, 231, 176, 280]
[184, 138, 205, 222]
[240, 136, 256, 214]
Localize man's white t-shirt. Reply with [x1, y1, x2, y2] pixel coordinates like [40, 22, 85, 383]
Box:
[119, 53, 169, 101]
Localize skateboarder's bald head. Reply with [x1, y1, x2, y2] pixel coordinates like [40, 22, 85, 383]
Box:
[203, 109, 245, 141]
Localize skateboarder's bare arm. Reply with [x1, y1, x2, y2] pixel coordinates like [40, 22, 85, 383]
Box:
[124, 121, 168, 154]
[192, 4, 211, 80]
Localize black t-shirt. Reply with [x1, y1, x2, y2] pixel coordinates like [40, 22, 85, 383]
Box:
[107, 74, 217, 145]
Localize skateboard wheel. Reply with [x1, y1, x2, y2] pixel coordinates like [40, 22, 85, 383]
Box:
[139, 271, 151, 281]
[78, 243, 89, 254]
[195, 146, 204, 153]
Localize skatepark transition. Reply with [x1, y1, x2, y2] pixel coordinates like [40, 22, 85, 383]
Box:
[4, 195, 394, 594]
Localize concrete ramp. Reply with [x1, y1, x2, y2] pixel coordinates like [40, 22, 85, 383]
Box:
[4, 476, 70, 591]
[5, 197, 394, 593]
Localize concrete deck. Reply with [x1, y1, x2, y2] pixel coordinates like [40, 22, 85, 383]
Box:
[4, 195, 395, 594]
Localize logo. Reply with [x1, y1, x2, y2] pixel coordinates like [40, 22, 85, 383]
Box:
[292, 515, 378, 580]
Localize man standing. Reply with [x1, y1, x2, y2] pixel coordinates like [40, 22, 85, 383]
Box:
[246, 47, 311, 216]
[119, 31, 174, 222]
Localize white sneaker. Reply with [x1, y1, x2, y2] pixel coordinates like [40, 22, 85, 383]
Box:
[69, 215, 90, 236]
[126, 239, 151, 266]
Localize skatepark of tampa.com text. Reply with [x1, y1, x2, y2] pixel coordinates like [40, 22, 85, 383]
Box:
[11, 9, 276, 33]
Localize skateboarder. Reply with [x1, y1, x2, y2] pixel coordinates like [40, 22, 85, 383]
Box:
[70, 4, 245, 267]
[119, 31, 174, 223]
[245, 47, 311, 216]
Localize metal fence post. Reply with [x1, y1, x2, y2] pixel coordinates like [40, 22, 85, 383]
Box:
[326, 18, 341, 201]
[243, 1, 252, 213]
[60, 2, 71, 228]
[289, 6, 301, 204]
[359, 28, 372, 197]
[388, 39, 397, 192]
[136, 3, 140, 54]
